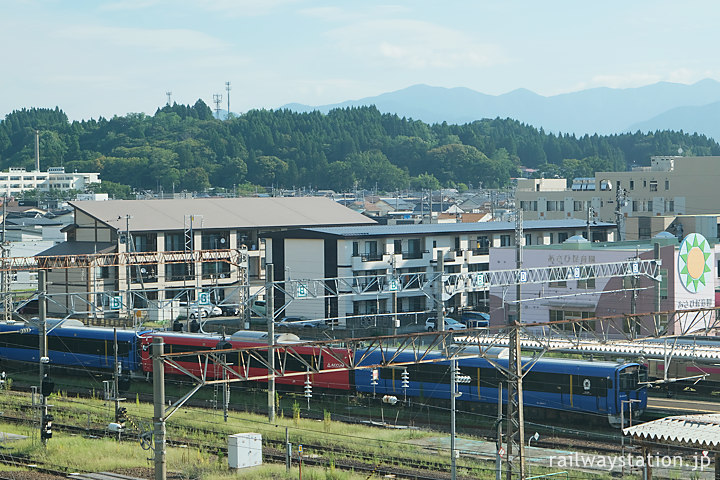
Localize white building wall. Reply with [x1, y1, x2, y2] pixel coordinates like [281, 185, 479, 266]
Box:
[284, 239, 325, 319]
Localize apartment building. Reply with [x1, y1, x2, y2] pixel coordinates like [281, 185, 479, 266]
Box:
[264, 219, 617, 322]
[37, 197, 374, 318]
[516, 156, 720, 238]
[0, 167, 100, 196]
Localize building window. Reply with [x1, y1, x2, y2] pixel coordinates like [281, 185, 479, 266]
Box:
[546, 201, 564, 211]
[550, 310, 596, 332]
[647, 200, 653, 212]
[201, 231, 231, 250]
[474, 236, 490, 255]
[629, 180, 634, 190]
[132, 233, 157, 253]
[165, 263, 193, 282]
[500, 234, 512, 247]
[165, 233, 184, 251]
[352, 242, 359, 256]
[632, 200, 639, 212]
[558, 232, 568, 243]
[468, 262, 489, 272]
[660, 268, 668, 299]
[574, 201, 584, 212]
[394, 239, 402, 254]
[577, 267, 595, 289]
[403, 238, 422, 259]
[549, 280, 567, 288]
[525, 233, 532, 246]
[665, 179, 669, 190]
[363, 241, 381, 261]
[548, 233, 554, 244]
[520, 201, 537, 211]
[649, 180, 658, 192]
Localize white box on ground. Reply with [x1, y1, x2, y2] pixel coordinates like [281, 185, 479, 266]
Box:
[227, 433, 262, 469]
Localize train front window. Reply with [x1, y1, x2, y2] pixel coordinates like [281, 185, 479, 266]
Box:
[619, 365, 645, 390]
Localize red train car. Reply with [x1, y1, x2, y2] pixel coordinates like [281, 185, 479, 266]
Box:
[139, 331, 352, 390]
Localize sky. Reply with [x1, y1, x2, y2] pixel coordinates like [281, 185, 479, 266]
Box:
[2, 0, 720, 121]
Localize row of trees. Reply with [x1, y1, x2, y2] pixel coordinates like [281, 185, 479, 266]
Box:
[1, 102, 718, 195]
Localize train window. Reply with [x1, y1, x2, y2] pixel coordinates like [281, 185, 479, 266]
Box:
[282, 352, 319, 373]
[619, 366, 642, 390]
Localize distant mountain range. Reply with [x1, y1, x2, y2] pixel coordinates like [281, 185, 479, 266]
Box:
[282, 79, 720, 141]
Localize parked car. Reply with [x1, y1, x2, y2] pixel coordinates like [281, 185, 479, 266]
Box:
[250, 299, 266, 317]
[460, 311, 490, 328]
[276, 316, 325, 328]
[425, 317, 468, 332]
[218, 304, 239, 316]
[182, 303, 222, 319]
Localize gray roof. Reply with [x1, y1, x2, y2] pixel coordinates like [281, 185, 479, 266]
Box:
[37, 241, 116, 257]
[70, 198, 375, 232]
[624, 414, 720, 448]
[285, 219, 615, 238]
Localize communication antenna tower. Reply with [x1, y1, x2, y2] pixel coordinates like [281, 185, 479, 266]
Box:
[166, 92, 172, 106]
[213, 93, 223, 119]
[225, 82, 231, 117]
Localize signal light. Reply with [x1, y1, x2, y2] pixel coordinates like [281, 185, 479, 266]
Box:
[116, 406, 128, 424]
[41, 414, 54, 439]
[41, 374, 54, 397]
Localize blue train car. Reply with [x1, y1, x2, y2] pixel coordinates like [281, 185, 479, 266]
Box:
[0, 321, 145, 374]
[355, 349, 647, 425]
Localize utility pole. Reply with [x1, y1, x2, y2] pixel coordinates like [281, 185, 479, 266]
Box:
[586, 204, 594, 241]
[496, 383, 503, 480]
[615, 181, 625, 241]
[39, 270, 49, 445]
[124, 215, 132, 323]
[266, 264, 275, 421]
[1, 197, 11, 323]
[450, 358, 457, 480]
[654, 243, 662, 334]
[436, 251, 445, 336]
[506, 208, 526, 480]
[225, 82, 231, 117]
[152, 337, 166, 480]
[113, 328, 120, 425]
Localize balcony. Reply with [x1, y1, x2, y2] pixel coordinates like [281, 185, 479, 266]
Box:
[360, 252, 384, 262]
[401, 250, 423, 260]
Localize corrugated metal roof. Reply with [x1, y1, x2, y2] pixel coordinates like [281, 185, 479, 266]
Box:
[624, 414, 720, 448]
[36, 241, 116, 256]
[70, 197, 375, 232]
[297, 219, 615, 238]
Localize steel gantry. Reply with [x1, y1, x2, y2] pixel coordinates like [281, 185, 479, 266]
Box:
[0, 248, 249, 323]
[148, 327, 525, 480]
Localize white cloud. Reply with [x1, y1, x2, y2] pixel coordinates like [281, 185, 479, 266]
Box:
[191, 0, 300, 17]
[300, 4, 409, 22]
[57, 25, 228, 51]
[325, 19, 506, 70]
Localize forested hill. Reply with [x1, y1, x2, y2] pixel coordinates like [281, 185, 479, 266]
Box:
[1, 101, 718, 196]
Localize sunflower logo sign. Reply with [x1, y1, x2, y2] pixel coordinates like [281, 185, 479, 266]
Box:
[678, 233, 712, 293]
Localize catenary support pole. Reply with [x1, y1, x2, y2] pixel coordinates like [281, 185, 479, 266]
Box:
[152, 337, 166, 480]
[496, 382, 502, 480]
[266, 264, 275, 421]
[450, 358, 457, 480]
[39, 270, 48, 445]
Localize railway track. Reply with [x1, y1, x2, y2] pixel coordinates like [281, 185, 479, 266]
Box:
[0, 413, 477, 480]
[0, 452, 79, 478]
